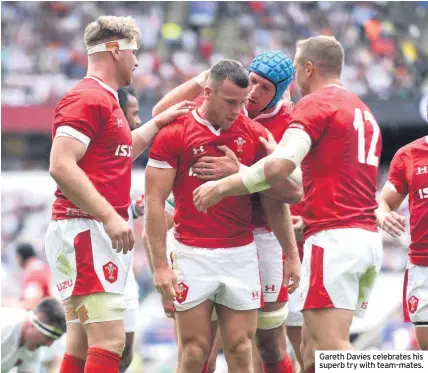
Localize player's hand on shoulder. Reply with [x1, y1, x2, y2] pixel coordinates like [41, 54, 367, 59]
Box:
[103, 213, 135, 254]
[376, 210, 406, 238]
[283, 254, 301, 294]
[193, 145, 240, 181]
[153, 101, 198, 128]
[259, 129, 277, 155]
[153, 266, 178, 300]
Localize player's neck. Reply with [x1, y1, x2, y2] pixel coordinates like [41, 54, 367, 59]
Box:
[86, 66, 120, 91]
[246, 103, 276, 120]
[198, 102, 220, 129]
[310, 77, 343, 94]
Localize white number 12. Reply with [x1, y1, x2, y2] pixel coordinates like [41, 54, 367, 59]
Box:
[353, 108, 380, 167]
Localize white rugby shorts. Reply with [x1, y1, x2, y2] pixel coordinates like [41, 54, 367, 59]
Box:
[254, 230, 288, 303]
[169, 236, 262, 312]
[297, 228, 383, 318]
[45, 219, 132, 301]
[403, 262, 428, 324]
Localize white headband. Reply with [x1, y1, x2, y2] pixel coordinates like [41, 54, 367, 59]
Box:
[30, 312, 65, 340]
[87, 38, 139, 55]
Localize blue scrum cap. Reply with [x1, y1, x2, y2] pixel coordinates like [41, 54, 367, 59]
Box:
[248, 50, 295, 110]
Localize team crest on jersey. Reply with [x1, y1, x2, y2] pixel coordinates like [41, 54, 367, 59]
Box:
[193, 146, 205, 155]
[103, 261, 118, 283]
[175, 282, 189, 303]
[408, 295, 419, 314]
[416, 165, 428, 175]
[234, 137, 246, 153]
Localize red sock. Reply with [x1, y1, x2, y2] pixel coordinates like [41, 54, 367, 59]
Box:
[60, 353, 85, 373]
[85, 347, 120, 373]
[263, 355, 293, 373]
[201, 361, 209, 373]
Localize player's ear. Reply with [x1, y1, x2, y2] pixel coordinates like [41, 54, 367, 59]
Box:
[305, 61, 314, 78]
[204, 86, 213, 100]
[110, 47, 121, 61]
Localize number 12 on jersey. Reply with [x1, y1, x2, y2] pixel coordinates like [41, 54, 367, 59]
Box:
[353, 108, 380, 167]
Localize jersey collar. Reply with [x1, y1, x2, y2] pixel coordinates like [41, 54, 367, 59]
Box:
[243, 101, 283, 121]
[192, 110, 222, 136]
[85, 76, 119, 103]
[326, 84, 347, 91]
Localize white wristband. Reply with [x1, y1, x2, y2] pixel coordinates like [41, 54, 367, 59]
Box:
[134, 119, 159, 143]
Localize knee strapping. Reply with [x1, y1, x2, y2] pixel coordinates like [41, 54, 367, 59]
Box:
[257, 305, 289, 330]
[72, 293, 125, 325]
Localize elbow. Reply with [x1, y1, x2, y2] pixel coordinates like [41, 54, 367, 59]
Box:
[288, 188, 303, 204]
[49, 162, 64, 181]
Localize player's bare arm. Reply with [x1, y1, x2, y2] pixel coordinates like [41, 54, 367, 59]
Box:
[261, 195, 301, 293]
[142, 211, 174, 274]
[49, 136, 135, 253]
[144, 166, 179, 299]
[152, 70, 209, 116]
[193, 131, 303, 204]
[376, 185, 407, 238]
[131, 101, 197, 160]
[193, 128, 310, 212]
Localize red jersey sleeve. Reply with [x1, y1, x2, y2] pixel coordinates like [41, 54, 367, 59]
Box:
[287, 94, 330, 144]
[149, 123, 183, 168]
[53, 93, 110, 141]
[388, 149, 409, 195]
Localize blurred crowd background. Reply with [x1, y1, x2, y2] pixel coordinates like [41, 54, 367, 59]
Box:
[2, 2, 428, 372]
[2, 1, 428, 106]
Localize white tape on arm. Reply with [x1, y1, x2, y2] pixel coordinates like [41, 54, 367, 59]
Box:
[241, 158, 270, 194]
[271, 127, 311, 167]
[134, 119, 159, 143]
[289, 166, 302, 186]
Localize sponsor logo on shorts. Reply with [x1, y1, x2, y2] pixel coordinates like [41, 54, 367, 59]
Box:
[176, 282, 189, 304]
[103, 261, 118, 283]
[252, 291, 260, 300]
[57, 279, 73, 292]
[264, 285, 276, 293]
[408, 295, 419, 314]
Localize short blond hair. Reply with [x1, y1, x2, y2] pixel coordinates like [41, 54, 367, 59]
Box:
[84, 16, 140, 48]
[296, 35, 344, 77]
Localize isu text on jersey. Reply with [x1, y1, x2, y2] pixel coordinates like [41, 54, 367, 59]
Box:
[388, 136, 428, 266]
[149, 109, 267, 248]
[51, 76, 132, 220]
[288, 85, 382, 239]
